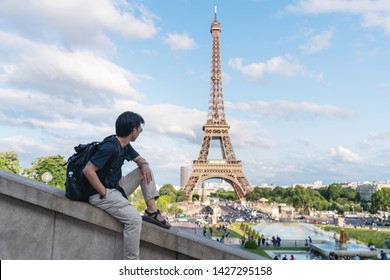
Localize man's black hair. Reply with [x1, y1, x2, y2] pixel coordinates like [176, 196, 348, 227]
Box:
[115, 111, 145, 137]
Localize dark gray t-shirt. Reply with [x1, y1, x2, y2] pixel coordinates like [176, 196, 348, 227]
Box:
[88, 135, 139, 191]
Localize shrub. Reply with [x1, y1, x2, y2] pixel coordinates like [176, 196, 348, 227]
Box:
[244, 240, 257, 249]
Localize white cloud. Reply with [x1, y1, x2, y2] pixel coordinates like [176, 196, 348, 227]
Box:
[228, 119, 278, 149]
[0, 32, 143, 104]
[228, 55, 305, 82]
[301, 28, 334, 54]
[0, 135, 56, 155]
[330, 145, 362, 163]
[163, 33, 196, 52]
[0, 87, 207, 141]
[226, 100, 354, 120]
[286, 0, 390, 34]
[0, 0, 158, 50]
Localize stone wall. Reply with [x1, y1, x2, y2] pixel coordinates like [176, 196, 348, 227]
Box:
[0, 170, 263, 260]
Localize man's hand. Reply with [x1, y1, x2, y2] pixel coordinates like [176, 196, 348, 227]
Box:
[83, 161, 107, 197]
[134, 156, 152, 184]
[140, 163, 152, 184]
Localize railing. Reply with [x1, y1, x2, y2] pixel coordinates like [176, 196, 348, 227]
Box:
[251, 239, 329, 248]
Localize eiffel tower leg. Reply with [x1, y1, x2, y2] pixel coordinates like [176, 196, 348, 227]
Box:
[183, 174, 201, 199]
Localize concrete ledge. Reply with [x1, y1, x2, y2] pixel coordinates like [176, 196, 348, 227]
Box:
[0, 170, 264, 260]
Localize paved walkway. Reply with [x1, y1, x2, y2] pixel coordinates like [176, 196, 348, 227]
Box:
[171, 222, 242, 248]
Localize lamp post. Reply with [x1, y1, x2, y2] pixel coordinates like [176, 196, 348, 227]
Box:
[41, 172, 53, 184]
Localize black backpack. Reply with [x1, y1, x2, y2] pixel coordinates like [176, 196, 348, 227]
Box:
[64, 137, 119, 201]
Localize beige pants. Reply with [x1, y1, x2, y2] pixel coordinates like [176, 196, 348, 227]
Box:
[89, 167, 159, 260]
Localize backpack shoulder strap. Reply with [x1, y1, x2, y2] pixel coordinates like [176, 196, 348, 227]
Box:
[100, 135, 122, 171]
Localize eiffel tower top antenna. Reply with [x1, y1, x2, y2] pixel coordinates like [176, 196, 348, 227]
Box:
[208, 3, 225, 126]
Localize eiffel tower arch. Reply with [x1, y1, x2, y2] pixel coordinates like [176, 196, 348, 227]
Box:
[183, 7, 253, 200]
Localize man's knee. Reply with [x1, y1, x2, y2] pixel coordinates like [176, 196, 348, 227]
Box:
[126, 211, 142, 226]
[135, 213, 142, 225]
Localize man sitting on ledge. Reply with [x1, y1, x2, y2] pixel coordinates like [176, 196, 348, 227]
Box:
[83, 111, 170, 260]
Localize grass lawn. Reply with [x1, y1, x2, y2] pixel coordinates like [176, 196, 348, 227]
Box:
[245, 246, 309, 259]
[206, 223, 246, 238]
[318, 225, 390, 248]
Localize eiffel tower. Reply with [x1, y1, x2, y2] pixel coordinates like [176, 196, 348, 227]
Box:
[183, 6, 253, 200]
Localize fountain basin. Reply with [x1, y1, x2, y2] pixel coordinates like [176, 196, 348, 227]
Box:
[310, 242, 378, 259]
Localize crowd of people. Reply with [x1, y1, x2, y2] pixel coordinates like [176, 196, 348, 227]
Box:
[274, 254, 295, 260]
[201, 223, 232, 243]
[238, 233, 283, 247]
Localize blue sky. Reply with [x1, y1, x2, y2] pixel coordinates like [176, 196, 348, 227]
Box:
[1, 0, 390, 187]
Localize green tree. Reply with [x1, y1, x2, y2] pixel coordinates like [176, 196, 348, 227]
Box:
[212, 190, 237, 201]
[244, 224, 250, 234]
[291, 186, 313, 214]
[176, 190, 187, 202]
[245, 190, 260, 202]
[159, 184, 177, 202]
[129, 189, 147, 212]
[371, 188, 390, 213]
[245, 187, 273, 202]
[312, 192, 330, 211]
[0, 151, 21, 174]
[156, 195, 171, 213]
[22, 155, 67, 189]
[167, 203, 183, 216]
[319, 183, 344, 201]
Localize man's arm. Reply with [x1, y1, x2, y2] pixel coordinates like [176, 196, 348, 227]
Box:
[83, 162, 107, 198]
[134, 156, 152, 184]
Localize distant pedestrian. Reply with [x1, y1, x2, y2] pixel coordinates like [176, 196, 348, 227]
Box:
[308, 236, 312, 243]
[380, 250, 388, 260]
[209, 227, 213, 237]
[261, 234, 265, 246]
[241, 235, 246, 245]
[274, 256, 279, 260]
[290, 255, 295, 260]
[276, 235, 281, 246]
[272, 236, 276, 246]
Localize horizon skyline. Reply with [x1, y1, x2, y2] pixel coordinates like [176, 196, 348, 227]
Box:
[1, 1, 390, 187]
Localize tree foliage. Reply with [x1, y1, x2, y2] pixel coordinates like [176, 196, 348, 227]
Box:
[130, 188, 183, 215]
[129, 189, 146, 212]
[318, 183, 360, 202]
[159, 184, 188, 203]
[245, 184, 365, 214]
[0, 151, 21, 174]
[176, 190, 187, 202]
[156, 195, 171, 213]
[159, 184, 177, 202]
[371, 188, 390, 213]
[211, 190, 237, 201]
[22, 155, 67, 189]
